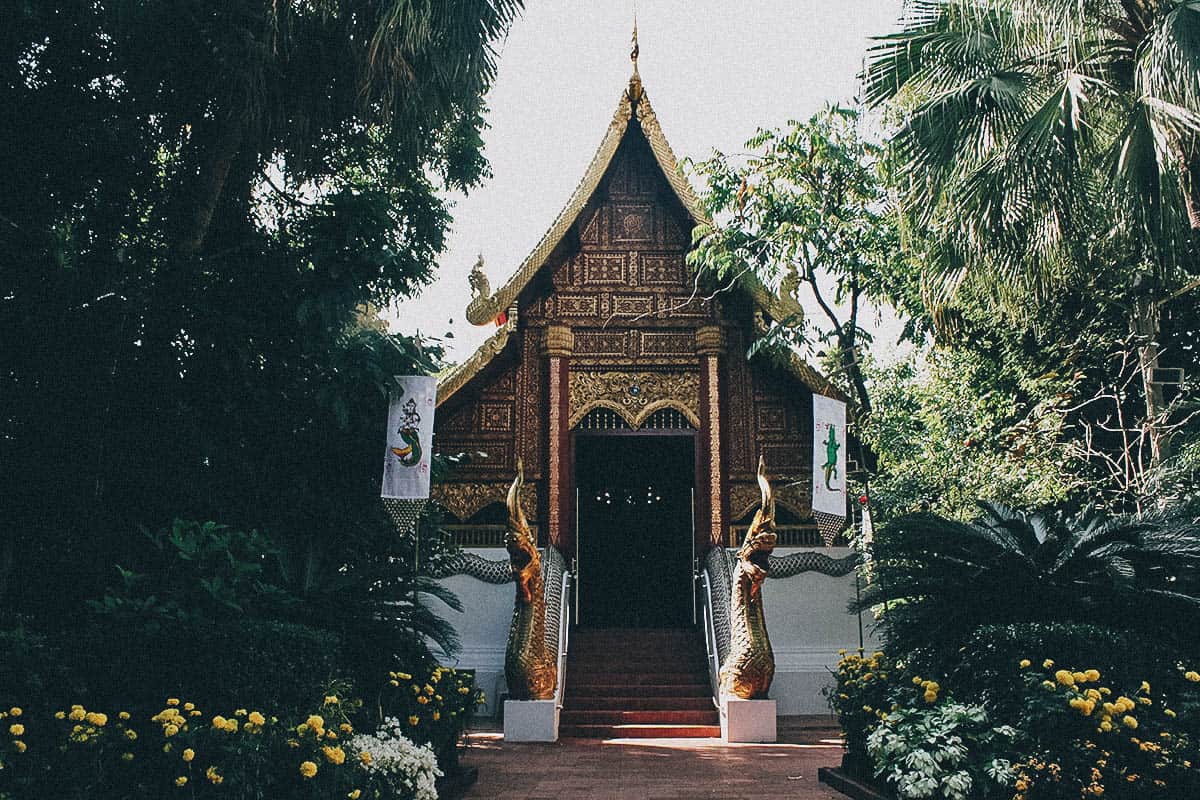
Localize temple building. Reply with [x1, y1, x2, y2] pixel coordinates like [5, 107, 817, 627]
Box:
[428, 49, 871, 736]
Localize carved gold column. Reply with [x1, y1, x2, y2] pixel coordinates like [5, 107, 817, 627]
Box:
[542, 325, 574, 551]
[697, 326, 726, 548]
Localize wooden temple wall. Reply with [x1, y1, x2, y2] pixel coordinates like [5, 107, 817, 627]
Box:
[432, 128, 816, 555]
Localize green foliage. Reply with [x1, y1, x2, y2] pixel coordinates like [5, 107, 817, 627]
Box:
[867, 702, 1016, 800]
[0, 695, 440, 800]
[858, 502, 1200, 657]
[863, 349, 1082, 519]
[686, 105, 903, 413]
[866, 0, 1200, 302]
[89, 520, 293, 626]
[0, 0, 522, 621]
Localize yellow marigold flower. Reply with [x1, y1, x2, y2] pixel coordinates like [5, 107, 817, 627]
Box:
[1055, 670, 1075, 686]
[223, 718, 238, 733]
[299, 760, 318, 779]
[212, 715, 227, 729]
[182, 748, 195, 762]
[433, 711, 441, 721]
[1165, 708, 1177, 718]
[121, 752, 134, 762]
[1042, 681, 1057, 691]
[55, 711, 66, 719]
[234, 709, 246, 717]
[349, 791, 362, 800]
[85, 712, 107, 727]
[183, 703, 195, 712]
[1123, 715, 1138, 729]
[306, 715, 324, 729]
[287, 739, 300, 748]
[417, 696, 429, 705]
[1184, 671, 1200, 683]
[164, 724, 179, 737]
[125, 729, 137, 741]
[360, 751, 372, 765]
[458, 687, 471, 695]
[166, 698, 179, 707]
[424, 685, 435, 696]
[163, 743, 173, 753]
[248, 711, 266, 727]
[324, 695, 339, 706]
[189, 710, 201, 717]
[8, 708, 21, 718]
[1084, 670, 1100, 682]
[1043, 659, 1054, 669]
[322, 745, 346, 765]
[1019, 659, 1031, 669]
[9, 724, 24, 737]
[206, 766, 223, 785]
[396, 672, 411, 681]
[14, 740, 26, 753]
[1073, 672, 1088, 684]
[68, 708, 86, 722]
[408, 715, 419, 726]
[339, 723, 353, 734]
[435, 695, 442, 702]
[174, 776, 188, 787]
[923, 690, 938, 704]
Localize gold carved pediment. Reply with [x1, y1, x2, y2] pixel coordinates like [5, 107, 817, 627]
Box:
[432, 482, 538, 522]
[568, 370, 700, 429]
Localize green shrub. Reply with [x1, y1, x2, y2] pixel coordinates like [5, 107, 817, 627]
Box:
[68, 618, 348, 714]
[867, 702, 1017, 800]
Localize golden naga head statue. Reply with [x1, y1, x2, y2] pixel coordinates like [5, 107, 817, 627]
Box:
[739, 457, 778, 582]
[505, 458, 541, 602]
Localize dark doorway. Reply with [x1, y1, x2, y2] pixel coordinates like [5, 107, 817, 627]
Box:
[574, 434, 695, 628]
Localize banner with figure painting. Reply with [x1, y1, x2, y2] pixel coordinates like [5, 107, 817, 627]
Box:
[812, 394, 847, 545]
[381, 376, 437, 499]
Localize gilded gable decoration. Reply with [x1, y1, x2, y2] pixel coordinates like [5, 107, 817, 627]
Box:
[432, 481, 538, 522]
[568, 370, 700, 429]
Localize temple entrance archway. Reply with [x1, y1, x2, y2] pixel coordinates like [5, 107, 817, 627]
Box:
[572, 408, 696, 628]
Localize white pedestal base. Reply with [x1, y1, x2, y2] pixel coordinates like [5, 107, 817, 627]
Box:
[503, 699, 559, 742]
[720, 697, 777, 742]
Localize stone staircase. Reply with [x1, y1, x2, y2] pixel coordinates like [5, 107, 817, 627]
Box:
[560, 628, 720, 738]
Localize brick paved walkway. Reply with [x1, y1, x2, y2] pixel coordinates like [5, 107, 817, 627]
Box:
[459, 716, 847, 799]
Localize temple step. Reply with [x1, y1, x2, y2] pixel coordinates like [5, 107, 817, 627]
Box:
[562, 626, 716, 739]
[566, 683, 711, 698]
[558, 723, 722, 739]
[560, 709, 718, 725]
[564, 695, 715, 710]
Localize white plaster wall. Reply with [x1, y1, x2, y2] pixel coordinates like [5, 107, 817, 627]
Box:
[429, 548, 513, 717]
[433, 546, 879, 718]
[763, 547, 882, 715]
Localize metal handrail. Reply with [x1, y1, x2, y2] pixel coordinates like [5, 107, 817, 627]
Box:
[697, 570, 722, 708]
[554, 569, 573, 710]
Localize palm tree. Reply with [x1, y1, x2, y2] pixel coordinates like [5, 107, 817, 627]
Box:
[866, 0, 1200, 464]
[856, 501, 1200, 656]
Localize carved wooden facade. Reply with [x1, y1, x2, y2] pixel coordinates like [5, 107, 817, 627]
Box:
[433, 71, 843, 556]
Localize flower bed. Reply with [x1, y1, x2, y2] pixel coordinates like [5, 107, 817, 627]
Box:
[0, 665, 484, 799]
[831, 649, 1200, 800]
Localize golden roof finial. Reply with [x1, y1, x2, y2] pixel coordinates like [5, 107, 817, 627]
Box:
[631, 17, 640, 73]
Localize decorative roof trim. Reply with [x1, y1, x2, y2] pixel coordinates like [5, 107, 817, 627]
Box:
[464, 73, 803, 328]
[435, 307, 516, 406]
[446, 70, 839, 406]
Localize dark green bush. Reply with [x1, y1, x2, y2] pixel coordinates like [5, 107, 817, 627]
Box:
[64, 617, 348, 713]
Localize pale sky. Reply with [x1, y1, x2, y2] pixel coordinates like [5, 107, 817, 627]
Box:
[389, 1, 907, 363]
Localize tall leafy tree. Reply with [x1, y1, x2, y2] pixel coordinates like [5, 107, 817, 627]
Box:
[867, 0, 1200, 465]
[0, 1, 523, 613]
[687, 106, 904, 417]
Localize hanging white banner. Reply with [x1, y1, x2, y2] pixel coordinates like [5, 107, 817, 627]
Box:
[381, 376, 437, 500]
[812, 394, 847, 517]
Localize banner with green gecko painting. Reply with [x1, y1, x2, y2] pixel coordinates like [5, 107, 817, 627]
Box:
[812, 394, 846, 543]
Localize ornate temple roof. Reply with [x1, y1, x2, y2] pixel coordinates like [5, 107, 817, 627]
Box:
[438, 53, 843, 407]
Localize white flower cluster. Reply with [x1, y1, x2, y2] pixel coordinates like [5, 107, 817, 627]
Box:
[352, 718, 442, 800]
